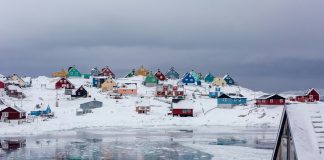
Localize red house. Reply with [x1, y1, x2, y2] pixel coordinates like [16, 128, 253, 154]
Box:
[295, 88, 320, 102]
[155, 69, 166, 81]
[255, 94, 285, 106]
[99, 66, 115, 78]
[0, 106, 26, 123]
[0, 80, 5, 90]
[171, 101, 194, 117]
[55, 78, 75, 89]
[156, 84, 185, 97]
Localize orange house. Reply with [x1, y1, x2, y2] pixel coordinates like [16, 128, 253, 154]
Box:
[52, 69, 68, 78]
[116, 83, 137, 95]
[135, 66, 149, 76]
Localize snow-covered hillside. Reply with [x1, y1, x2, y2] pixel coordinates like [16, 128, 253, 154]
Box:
[0, 76, 294, 135]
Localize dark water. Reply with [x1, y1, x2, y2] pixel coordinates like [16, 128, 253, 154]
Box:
[0, 126, 277, 160]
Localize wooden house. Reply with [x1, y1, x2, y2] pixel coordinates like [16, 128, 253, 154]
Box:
[0, 80, 5, 90]
[295, 88, 320, 102]
[217, 93, 247, 108]
[272, 105, 324, 160]
[125, 69, 136, 78]
[52, 69, 68, 78]
[92, 77, 108, 88]
[0, 139, 26, 150]
[9, 74, 26, 87]
[223, 74, 235, 85]
[72, 86, 88, 98]
[209, 87, 223, 98]
[91, 67, 101, 76]
[99, 66, 116, 78]
[116, 83, 137, 95]
[156, 84, 185, 98]
[155, 69, 166, 81]
[135, 65, 149, 76]
[0, 106, 26, 123]
[143, 72, 159, 87]
[171, 100, 194, 117]
[181, 72, 196, 85]
[135, 101, 151, 114]
[101, 78, 117, 92]
[68, 66, 82, 78]
[55, 78, 75, 89]
[6, 85, 24, 99]
[204, 72, 214, 83]
[165, 67, 180, 79]
[212, 77, 227, 87]
[256, 94, 285, 106]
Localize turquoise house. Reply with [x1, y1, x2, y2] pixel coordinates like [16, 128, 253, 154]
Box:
[217, 93, 247, 108]
[165, 67, 180, 79]
[190, 70, 200, 81]
[68, 66, 82, 78]
[204, 72, 214, 83]
[209, 87, 222, 98]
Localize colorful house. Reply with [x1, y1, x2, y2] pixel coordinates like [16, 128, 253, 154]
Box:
[30, 105, 52, 117]
[0, 80, 5, 90]
[92, 77, 108, 88]
[165, 67, 180, 79]
[212, 77, 227, 87]
[72, 86, 88, 98]
[52, 69, 68, 78]
[55, 78, 75, 89]
[223, 74, 235, 85]
[99, 66, 115, 78]
[135, 66, 149, 76]
[101, 78, 117, 92]
[171, 100, 194, 117]
[90, 67, 101, 77]
[9, 74, 26, 87]
[217, 93, 247, 108]
[143, 72, 159, 87]
[295, 88, 320, 102]
[256, 94, 285, 106]
[209, 87, 223, 98]
[82, 74, 90, 79]
[125, 69, 136, 78]
[156, 84, 185, 98]
[68, 66, 82, 78]
[0, 106, 26, 123]
[204, 72, 214, 83]
[190, 70, 200, 81]
[6, 85, 24, 99]
[181, 72, 196, 85]
[155, 69, 166, 81]
[116, 83, 137, 95]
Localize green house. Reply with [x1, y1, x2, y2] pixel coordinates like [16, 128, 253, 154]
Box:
[143, 72, 159, 87]
[190, 70, 200, 81]
[125, 69, 136, 78]
[82, 74, 90, 79]
[68, 66, 82, 77]
[204, 72, 214, 83]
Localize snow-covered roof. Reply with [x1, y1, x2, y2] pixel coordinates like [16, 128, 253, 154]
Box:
[172, 100, 195, 109]
[284, 104, 324, 160]
[7, 85, 22, 92]
[306, 88, 319, 96]
[118, 83, 137, 89]
[22, 77, 31, 83]
[257, 94, 284, 100]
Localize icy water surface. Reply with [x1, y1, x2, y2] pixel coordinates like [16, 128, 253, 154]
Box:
[0, 126, 277, 160]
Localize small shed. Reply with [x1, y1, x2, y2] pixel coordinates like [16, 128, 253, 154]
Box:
[72, 86, 88, 98]
[6, 85, 24, 99]
[155, 69, 166, 81]
[68, 66, 82, 78]
[143, 72, 159, 87]
[204, 72, 214, 83]
[80, 100, 103, 112]
[165, 67, 180, 79]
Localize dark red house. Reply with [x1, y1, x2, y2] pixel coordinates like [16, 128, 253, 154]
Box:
[72, 86, 88, 98]
[6, 85, 24, 99]
[255, 94, 285, 106]
[0, 106, 26, 123]
[99, 66, 115, 78]
[55, 78, 75, 89]
[295, 88, 320, 102]
[171, 101, 193, 117]
[156, 84, 185, 97]
[155, 69, 166, 81]
[0, 80, 5, 90]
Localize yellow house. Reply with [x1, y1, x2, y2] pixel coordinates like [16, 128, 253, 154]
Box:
[52, 69, 68, 78]
[10, 74, 26, 87]
[212, 77, 227, 87]
[135, 65, 149, 76]
[101, 78, 117, 92]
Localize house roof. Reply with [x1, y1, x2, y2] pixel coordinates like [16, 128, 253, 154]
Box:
[172, 100, 195, 109]
[281, 104, 324, 160]
[218, 93, 245, 99]
[7, 85, 22, 92]
[257, 94, 285, 100]
[306, 88, 319, 96]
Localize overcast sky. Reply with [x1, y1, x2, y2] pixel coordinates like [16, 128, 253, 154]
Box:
[0, 0, 323, 92]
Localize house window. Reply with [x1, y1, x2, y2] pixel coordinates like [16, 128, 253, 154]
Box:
[262, 100, 266, 103]
[190, 79, 193, 82]
[2, 112, 8, 117]
[270, 99, 273, 103]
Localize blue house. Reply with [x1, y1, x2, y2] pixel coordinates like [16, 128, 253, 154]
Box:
[92, 77, 108, 88]
[217, 93, 247, 108]
[30, 105, 52, 116]
[91, 67, 101, 76]
[181, 72, 196, 85]
[209, 87, 223, 98]
[223, 74, 235, 85]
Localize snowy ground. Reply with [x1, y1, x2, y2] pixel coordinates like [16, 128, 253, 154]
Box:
[0, 76, 305, 136]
